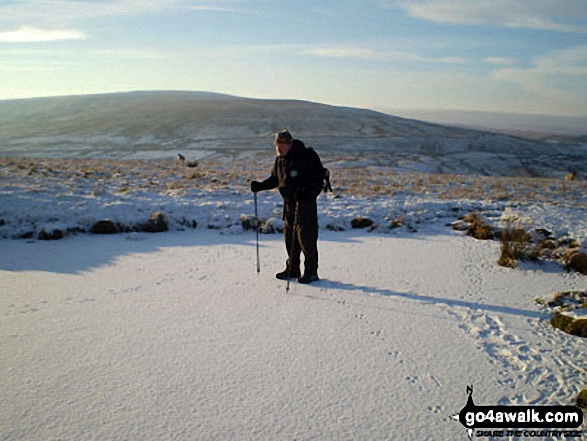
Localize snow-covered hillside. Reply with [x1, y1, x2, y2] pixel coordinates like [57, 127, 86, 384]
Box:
[1, 91, 585, 178]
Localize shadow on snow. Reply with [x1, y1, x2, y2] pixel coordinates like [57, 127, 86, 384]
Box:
[303, 278, 546, 320]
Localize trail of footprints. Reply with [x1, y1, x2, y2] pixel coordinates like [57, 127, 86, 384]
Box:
[319, 286, 446, 416]
[7, 263, 251, 317]
[317, 277, 583, 416]
[30, 265, 248, 317]
[6, 270, 184, 316]
[5, 297, 96, 316]
[457, 239, 586, 407]
[448, 307, 585, 406]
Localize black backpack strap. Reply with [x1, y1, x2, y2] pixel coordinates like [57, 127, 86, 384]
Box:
[323, 168, 332, 192]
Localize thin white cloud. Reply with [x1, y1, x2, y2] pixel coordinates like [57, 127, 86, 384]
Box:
[97, 49, 166, 60]
[0, 65, 56, 72]
[0, 0, 192, 27]
[395, 0, 587, 33]
[533, 45, 587, 75]
[0, 0, 255, 31]
[301, 46, 468, 64]
[0, 26, 86, 43]
[492, 45, 587, 109]
[303, 48, 383, 60]
[483, 57, 516, 66]
[188, 5, 249, 13]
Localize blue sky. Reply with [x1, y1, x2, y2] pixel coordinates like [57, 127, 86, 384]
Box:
[1, 0, 586, 117]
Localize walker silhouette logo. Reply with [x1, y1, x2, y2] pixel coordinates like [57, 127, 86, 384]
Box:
[451, 386, 583, 439]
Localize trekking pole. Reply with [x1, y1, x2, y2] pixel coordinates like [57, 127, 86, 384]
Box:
[254, 192, 260, 274]
[286, 201, 300, 293]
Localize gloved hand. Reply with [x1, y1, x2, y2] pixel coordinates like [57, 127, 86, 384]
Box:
[251, 181, 263, 193]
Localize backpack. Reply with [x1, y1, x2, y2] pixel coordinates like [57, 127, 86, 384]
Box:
[306, 145, 332, 195]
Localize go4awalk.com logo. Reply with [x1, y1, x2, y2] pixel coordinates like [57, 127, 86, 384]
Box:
[451, 386, 584, 438]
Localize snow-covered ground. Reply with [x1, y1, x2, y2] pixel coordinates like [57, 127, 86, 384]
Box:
[1, 157, 587, 248]
[1, 156, 586, 440]
[1, 227, 586, 440]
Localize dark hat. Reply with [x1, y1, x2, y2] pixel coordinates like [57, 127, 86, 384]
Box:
[274, 129, 293, 145]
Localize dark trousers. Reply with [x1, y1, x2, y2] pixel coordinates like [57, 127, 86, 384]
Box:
[284, 198, 319, 275]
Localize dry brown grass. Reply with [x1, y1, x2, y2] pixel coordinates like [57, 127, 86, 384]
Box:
[462, 213, 495, 240]
[567, 252, 587, 275]
[550, 312, 587, 338]
[2, 157, 587, 207]
[497, 224, 533, 268]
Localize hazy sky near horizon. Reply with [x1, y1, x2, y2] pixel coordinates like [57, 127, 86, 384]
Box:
[1, 0, 586, 117]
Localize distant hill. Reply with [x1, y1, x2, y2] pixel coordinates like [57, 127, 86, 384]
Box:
[0, 91, 585, 178]
[0, 90, 470, 141]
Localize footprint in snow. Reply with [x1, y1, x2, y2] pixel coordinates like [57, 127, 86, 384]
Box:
[370, 329, 386, 340]
[406, 376, 423, 390]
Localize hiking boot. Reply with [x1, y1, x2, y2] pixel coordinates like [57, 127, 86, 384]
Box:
[298, 273, 319, 284]
[276, 268, 301, 280]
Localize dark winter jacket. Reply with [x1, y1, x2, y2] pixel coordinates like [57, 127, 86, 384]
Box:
[256, 139, 324, 202]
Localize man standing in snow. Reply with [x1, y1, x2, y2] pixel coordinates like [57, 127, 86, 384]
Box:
[251, 129, 325, 284]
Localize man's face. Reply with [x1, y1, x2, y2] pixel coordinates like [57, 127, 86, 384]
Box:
[275, 142, 292, 156]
